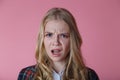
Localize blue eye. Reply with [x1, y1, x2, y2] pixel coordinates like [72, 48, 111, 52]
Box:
[60, 34, 69, 38]
[45, 33, 53, 38]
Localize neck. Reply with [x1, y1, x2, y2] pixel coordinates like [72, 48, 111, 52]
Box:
[52, 61, 66, 73]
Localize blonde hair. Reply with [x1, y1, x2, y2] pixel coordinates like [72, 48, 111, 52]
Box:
[35, 7, 88, 80]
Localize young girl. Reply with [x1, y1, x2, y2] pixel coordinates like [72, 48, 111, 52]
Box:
[18, 7, 99, 80]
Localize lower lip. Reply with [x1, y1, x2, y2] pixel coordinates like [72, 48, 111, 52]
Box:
[52, 53, 61, 57]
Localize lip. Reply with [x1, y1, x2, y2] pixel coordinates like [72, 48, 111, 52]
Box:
[51, 49, 62, 57]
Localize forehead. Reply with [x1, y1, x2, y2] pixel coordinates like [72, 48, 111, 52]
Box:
[45, 20, 70, 33]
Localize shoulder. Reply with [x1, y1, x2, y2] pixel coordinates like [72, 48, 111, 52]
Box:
[18, 65, 36, 80]
[87, 67, 99, 80]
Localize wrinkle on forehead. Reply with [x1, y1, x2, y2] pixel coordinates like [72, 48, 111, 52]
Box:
[45, 20, 70, 34]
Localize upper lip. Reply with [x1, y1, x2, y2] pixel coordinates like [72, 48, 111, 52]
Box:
[51, 48, 62, 51]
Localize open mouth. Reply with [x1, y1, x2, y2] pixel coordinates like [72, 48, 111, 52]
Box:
[51, 49, 61, 57]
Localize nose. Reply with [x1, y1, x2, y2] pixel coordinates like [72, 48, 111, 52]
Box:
[52, 35, 60, 46]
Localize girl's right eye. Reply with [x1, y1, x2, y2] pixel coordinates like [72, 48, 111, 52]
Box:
[45, 33, 53, 38]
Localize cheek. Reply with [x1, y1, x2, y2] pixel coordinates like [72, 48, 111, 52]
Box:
[62, 40, 70, 51]
[44, 39, 49, 49]
[44, 39, 51, 50]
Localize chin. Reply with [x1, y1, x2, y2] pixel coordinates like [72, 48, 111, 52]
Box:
[51, 58, 62, 62]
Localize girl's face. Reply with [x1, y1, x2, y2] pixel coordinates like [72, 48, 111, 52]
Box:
[44, 20, 70, 63]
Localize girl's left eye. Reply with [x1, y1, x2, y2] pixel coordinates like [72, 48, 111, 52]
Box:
[60, 34, 69, 38]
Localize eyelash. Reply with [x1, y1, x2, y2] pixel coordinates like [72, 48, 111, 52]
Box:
[45, 33, 69, 38]
[60, 34, 69, 38]
[45, 33, 53, 37]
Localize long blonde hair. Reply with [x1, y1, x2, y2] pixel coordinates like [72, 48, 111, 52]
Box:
[35, 7, 88, 80]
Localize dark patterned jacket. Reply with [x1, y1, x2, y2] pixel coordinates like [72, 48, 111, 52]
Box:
[18, 65, 99, 80]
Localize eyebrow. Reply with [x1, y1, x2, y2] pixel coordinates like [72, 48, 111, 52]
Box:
[44, 31, 70, 34]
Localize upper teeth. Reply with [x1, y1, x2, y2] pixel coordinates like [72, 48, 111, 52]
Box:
[52, 50, 60, 53]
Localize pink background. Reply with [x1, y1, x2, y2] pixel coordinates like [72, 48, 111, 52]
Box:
[0, 0, 120, 80]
